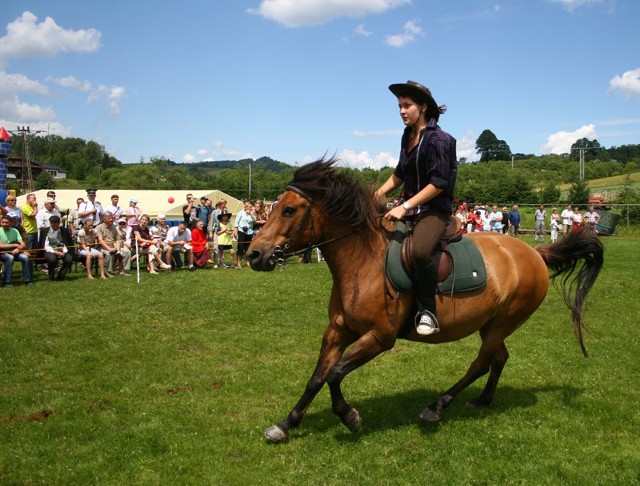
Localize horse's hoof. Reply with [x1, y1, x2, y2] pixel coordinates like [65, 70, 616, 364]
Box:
[419, 407, 441, 423]
[345, 408, 362, 433]
[264, 424, 288, 443]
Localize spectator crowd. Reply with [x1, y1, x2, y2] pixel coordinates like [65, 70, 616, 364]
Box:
[1, 189, 281, 287]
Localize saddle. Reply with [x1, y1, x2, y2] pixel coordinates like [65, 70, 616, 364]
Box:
[385, 217, 487, 294]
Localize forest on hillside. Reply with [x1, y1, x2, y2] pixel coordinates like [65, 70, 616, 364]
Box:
[8, 133, 640, 207]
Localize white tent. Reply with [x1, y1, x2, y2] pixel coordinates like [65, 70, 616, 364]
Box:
[16, 189, 244, 222]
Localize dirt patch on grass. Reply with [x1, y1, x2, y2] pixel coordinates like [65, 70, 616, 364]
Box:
[0, 408, 52, 423]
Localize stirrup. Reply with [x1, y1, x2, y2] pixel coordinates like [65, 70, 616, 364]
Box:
[415, 310, 440, 336]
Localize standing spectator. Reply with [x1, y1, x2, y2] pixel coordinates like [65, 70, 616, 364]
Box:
[78, 219, 107, 280]
[572, 207, 584, 233]
[20, 193, 39, 250]
[455, 205, 467, 233]
[234, 201, 255, 268]
[45, 191, 61, 214]
[104, 194, 123, 219]
[561, 204, 573, 236]
[36, 198, 61, 230]
[40, 214, 74, 281]
[183, 193, 198, 229]
[534, 204, 546, 242]
[197, 197, 212, 231]
[253, 200, 268, 234]
[0, 215, 33, 286]
[550, 208, 562, 242]
[125, 198, 142, 228]
[489, 205, 503, 233]
[96, 211, 131, 276]
[501, 207, 509, 234]
[584, 205, 601, 236]
[164, 221, 193, 269]
[78, 189, 104, 226]
[508, 205, 520, 237]
[215, 212, 235, 268]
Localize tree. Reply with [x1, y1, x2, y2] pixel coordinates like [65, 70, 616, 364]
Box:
[540, 181, 561, 204]
[570, 138, 601, 161]
[35, 170, 55, 190]
[567, 179, 590, 205]
[475, 129, 512, 162]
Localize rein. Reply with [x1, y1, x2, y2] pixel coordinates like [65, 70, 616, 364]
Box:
[269, 184, 362, 268]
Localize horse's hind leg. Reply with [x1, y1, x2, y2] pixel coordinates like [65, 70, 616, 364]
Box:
[467, 341, 509, 407]
[419, 330, 507, 422]
[265, 326, 353, 443]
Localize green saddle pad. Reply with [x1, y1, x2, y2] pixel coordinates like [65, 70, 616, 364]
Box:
[385, 222, 487, 294]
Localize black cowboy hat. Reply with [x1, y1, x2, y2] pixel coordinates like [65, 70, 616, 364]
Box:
[217, 211, 232, 221]
[388, 80, 447, 119]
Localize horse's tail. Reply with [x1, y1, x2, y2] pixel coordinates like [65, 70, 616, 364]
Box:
[536, 231, 604, 357]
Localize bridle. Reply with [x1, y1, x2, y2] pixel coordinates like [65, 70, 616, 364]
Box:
[269, 184, 361, 269]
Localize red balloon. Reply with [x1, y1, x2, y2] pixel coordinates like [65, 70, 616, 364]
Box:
[168, 197, 175, 203]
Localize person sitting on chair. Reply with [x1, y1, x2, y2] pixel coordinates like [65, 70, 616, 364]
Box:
[0, 215, 33, 286]
[374, 80, 457, 336]
[40, 214, 75, 281]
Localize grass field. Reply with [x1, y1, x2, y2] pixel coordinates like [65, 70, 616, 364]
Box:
[1, 235, 639, 485]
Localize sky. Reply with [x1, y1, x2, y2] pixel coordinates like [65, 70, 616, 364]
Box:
[0, 0, 638, 169]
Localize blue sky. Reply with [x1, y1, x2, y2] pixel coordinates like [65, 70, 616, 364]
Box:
[0, 0, 638, 169]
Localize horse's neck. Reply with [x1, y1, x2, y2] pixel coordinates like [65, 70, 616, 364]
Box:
[321, 226, 385, 279]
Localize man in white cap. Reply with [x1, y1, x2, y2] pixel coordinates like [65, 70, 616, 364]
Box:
[36, 197, 61, 230]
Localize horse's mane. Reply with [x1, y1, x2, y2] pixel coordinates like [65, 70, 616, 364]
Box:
[289, 157, 381, 232]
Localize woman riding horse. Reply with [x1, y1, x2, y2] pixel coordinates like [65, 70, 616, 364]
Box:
[247, 159, 604, 443]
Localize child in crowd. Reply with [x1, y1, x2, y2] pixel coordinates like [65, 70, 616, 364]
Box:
[216, 212, 235, 268]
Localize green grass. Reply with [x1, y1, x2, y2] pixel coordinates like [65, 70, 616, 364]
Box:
[1, 236, 639, 485]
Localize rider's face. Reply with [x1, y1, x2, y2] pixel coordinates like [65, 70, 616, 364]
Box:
[398, 96, 425, 128]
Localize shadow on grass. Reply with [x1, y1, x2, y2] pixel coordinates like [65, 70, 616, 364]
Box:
[286, 384, 582, 442]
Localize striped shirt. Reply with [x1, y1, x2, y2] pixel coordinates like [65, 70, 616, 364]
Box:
[393, 118, 457, 216]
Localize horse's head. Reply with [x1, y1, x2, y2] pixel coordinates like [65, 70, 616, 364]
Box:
[247, 185, 318, 271]
[247, 157, 381, 271]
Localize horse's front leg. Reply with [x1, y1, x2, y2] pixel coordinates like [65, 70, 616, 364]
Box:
[265, 325, 353, 443]
[326, 332, 392, 434]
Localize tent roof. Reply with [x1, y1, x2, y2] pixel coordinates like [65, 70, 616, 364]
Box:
[16, 189, 244, 221]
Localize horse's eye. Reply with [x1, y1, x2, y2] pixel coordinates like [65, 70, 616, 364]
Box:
[282, 206, 296, 217]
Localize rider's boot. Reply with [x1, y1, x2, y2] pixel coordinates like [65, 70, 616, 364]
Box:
[413, 261, 440, 336]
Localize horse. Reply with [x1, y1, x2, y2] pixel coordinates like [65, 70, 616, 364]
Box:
[247, 158, 604, 443]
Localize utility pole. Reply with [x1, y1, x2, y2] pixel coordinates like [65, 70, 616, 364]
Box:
[248, 160, 252, 199]
[10, 126, 43, 193]
[571, 147, 586, 182]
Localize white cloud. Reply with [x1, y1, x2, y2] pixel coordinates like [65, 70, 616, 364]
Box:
[353, 23, 372, 36]
[456, 132, 480, 162]
[87, 84, 127, 116]
[49, 75, 92, 92]
[0, 11, 101, 63]
[0, 70, 48, 95]
[197, 148, 209, 156]
[347, 128, 401, 138]
[248, 0, 410, 28]
[385, 19, 424, 48]
[609, 68, 640, 98]
[336, 149, 397, 170]
[212, 140, 224, 148]
[548, 0, 604, 12]
[540, 124, 598, 155]
[183, 153, 196, 163]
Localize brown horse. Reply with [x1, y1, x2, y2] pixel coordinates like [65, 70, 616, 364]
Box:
[247, 158, 604, 443]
